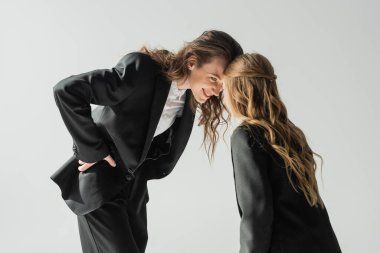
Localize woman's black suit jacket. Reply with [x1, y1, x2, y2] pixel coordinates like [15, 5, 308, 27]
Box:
[51, 52, 195, 215]
[231, 124, 342, 253]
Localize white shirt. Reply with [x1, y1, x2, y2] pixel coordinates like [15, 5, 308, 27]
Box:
[153, 80, 187, 137]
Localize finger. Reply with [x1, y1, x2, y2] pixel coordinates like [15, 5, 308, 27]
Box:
[78, 162, 94, 172]
[104, 156, 116, 167]
[78, 160, 85, 165]
[78, 163, 90, 171]
[78, 163, 88, 171]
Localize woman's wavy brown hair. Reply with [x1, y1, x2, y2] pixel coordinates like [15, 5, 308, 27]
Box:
[224, 53, 324, 208]
[139, 30, 243, 160]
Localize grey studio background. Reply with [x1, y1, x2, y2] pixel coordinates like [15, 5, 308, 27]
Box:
[0, 0, 379, 252]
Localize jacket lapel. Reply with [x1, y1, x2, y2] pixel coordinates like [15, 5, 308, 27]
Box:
[136, 75, 196, 169]
[171, 89, 195, 145]
[137, 74, 172, 167]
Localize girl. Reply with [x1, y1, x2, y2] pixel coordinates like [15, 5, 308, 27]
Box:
[222, 53, 342, 253]
[51, 30, 243, 253]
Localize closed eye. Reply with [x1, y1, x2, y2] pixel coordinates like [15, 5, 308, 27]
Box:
[210, 76, 218, 82]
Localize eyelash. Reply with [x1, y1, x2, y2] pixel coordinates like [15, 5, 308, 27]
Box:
[210, 77, 217, 82]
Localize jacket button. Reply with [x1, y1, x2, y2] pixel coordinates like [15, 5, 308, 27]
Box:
[124, 168, 135, 181]
[125, 174, 133, 181]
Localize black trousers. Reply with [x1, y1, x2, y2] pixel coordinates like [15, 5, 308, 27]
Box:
[77, 163, 149, 253]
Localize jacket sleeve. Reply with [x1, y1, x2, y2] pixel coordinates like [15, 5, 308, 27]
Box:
[53, 52, 147, 163]
[230, 126, 274, 253]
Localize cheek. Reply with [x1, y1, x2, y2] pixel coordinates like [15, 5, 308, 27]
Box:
[189, 76, 202, 89]
[189, 69, 207, 88]
[189, 79, 206, 100]
[224, 94, 231, 108]
[224, 95, 229, 106]
[223, 91, 234, 113]
[222, 89, 229, 103]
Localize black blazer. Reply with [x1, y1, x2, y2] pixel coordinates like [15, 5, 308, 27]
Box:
[230, 124, 342, 253]
[51, 52, 195, 215]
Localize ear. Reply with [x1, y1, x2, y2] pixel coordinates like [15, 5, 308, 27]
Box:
[187, 55, 198, 70]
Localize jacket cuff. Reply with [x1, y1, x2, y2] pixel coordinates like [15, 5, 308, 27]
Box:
[72, 142, 110, 163]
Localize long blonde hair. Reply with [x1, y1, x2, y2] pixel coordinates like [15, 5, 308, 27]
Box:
[224, 53, 324, 208]
[140, 30, 243, 160]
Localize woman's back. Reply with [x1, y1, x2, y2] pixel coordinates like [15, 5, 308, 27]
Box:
[231, 124, 342, 253]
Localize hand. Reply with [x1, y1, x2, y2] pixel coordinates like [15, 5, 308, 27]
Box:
[78, 154, 117, 172]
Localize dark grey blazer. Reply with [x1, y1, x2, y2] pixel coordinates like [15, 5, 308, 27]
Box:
[231, 124, 342, 253]
[51, 52, 195, 215]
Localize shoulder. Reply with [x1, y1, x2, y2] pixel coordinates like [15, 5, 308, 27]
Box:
[116, 51, 161, 74]
[231, 124, 267, 151]
[231, 125, 250, 148]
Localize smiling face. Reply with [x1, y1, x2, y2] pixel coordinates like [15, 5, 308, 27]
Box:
[186, 56, 228, 104]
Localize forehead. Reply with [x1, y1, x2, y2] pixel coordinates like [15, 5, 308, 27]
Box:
[201, 56, 228, 78]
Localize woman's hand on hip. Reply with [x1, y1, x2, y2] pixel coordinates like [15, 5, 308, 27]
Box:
[78, 154, 117, 172]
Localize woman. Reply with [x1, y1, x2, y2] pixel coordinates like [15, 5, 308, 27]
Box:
[222, 53, 342, 253]
[51, 30, 243, 253]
